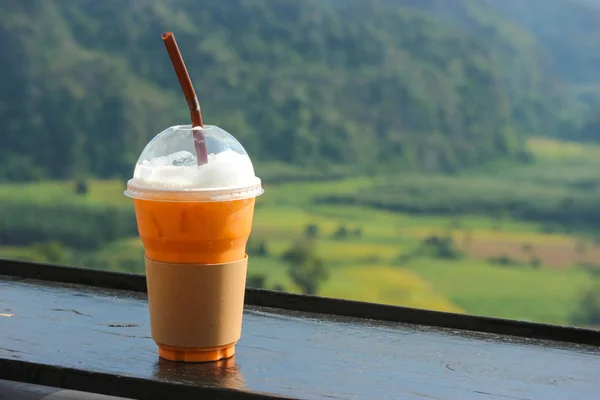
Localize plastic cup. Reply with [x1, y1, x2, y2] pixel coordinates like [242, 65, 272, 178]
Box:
[125, 125, 263, 362]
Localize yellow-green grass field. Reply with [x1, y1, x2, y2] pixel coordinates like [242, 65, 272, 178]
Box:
[528, 136, 600, 161]
[251, 201, 595, 324]
[1, 183, 593, 324]
[405, 258, 591, 324]
[0, 137, 599, 325]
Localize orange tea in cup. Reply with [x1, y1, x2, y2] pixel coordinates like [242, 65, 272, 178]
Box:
[133, 196, 256, 265]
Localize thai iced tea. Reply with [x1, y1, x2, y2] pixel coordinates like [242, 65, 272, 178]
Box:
[133, 196, 256, 264]
[125, 125, 263, 362]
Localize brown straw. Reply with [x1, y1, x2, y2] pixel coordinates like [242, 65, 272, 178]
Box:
[162, 32, 208, 165]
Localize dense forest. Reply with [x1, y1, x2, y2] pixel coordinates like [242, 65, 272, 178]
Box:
[1, 0, 600, 181]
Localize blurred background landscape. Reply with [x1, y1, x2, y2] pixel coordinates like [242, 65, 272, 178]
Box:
[3, 0, 600, 327]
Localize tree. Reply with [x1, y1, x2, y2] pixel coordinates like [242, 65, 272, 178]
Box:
[572, 282, 600, 326]
[247, 274, 267, 289]
[74, 179, 88, 195]
[256, 240, 269, 256]
[247, 237, 269, 257]
[488, 255, 519, 267]
[282, 240, 329, 295]
[530, 256, 542, 268]
[332, 225, 349, 240]
[305, 223, 319, 239]
[272, 284, 286, 292]
[33, 241, 68, 264]
[423, 235, 463, 260]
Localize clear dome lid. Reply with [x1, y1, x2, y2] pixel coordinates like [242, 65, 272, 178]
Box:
[125, 125, 263, 202]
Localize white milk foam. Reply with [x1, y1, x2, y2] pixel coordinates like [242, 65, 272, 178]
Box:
[132, 149, 260, 190]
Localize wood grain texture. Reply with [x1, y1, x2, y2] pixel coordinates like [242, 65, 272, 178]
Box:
[1, 276, 600, 400]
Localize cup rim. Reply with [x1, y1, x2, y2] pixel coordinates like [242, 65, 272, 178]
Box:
[124, 179, 264, 202]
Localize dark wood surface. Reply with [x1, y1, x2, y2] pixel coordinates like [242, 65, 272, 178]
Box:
[3, 257, 600, 347]
[0, 379, 134, 399]
[2, 275, 600, 400]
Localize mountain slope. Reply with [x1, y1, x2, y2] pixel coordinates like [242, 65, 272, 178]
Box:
[388, 0, 577, 137]
[487, 0, 600, 140]
[0, 0, 564, 180]
[490, 0, 600, 86]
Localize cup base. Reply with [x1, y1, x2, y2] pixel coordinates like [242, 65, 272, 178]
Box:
[157, 342, 236, 362]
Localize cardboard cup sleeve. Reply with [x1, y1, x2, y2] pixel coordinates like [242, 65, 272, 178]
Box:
[145, 255, 248, 348]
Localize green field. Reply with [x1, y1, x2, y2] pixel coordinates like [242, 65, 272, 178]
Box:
[1, 138, 599, 326]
